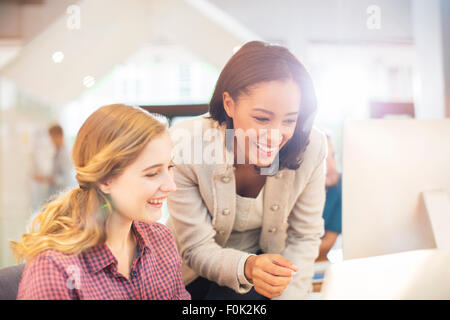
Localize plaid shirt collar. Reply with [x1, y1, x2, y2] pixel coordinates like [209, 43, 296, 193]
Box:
[83, 221, 153, 274]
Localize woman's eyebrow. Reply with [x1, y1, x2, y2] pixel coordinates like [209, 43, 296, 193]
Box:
[142, 164, 163, 172]
[252, 108, 274, 115]
[252, 108, 298, 116]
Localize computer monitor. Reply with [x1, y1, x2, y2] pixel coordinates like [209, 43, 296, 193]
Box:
[342, 119, 450, 260]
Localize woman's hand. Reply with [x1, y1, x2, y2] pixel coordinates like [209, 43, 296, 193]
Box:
[244, 254, 298, 298]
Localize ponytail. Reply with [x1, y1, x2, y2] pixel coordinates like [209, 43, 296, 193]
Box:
[10, 186, 108, 262]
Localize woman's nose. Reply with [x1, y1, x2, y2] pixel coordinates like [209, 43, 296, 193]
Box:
[261, 127, 284, 146]
[160, 171, 177, 193]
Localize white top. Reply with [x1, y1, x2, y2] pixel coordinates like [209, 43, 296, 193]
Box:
[225, 186, 264, 254]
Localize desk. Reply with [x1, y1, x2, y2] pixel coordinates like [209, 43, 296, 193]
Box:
[320, 249, 450, 299]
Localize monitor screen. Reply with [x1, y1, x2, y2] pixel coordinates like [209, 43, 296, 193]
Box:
[342, 119, 450, 260]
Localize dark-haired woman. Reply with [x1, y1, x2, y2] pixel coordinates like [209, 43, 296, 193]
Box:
[167, 41, 326, 300]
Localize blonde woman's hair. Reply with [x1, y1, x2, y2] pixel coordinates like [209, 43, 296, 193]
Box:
[10, 104, 166, 262]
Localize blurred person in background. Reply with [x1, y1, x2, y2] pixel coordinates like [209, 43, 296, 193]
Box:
[33, 124, 75, 199]
[316, 134, 342, 262]
[11, 104, 189, 300]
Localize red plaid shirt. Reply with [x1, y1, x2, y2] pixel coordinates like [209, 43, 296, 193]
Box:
[17, 221, 190, 300]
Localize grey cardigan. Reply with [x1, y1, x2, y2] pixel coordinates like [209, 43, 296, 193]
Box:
[166, 115, 326, 299]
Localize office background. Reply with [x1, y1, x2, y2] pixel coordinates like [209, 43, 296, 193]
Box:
[0, 0, 449, 269]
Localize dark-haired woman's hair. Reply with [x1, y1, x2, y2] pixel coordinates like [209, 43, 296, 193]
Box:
[209, 41, 318, 171]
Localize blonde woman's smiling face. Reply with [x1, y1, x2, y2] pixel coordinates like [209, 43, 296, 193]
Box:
[99, 132, 176, 223]
[223, 80, 301, 167]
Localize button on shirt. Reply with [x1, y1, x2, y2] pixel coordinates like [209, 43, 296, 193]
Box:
[225, 186, 265, 287]
[226, 186, 265, 253]
[17, 221, 190, 300]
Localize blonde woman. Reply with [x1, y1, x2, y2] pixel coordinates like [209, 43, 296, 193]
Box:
[11, 104, 190, 300]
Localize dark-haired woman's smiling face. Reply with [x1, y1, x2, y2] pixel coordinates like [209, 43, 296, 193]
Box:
[223, 80, 301, 167]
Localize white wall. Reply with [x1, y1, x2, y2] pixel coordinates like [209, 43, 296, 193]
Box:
[412, 0, 449, 119]
[441, 0, 450, 117]
[210, 0, 449, 118]
[0, 79, 58, 266]
[210, 0, 413, 60]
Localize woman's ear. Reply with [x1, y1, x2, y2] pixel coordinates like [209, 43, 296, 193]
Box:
[222, 92, 235, 119]
[97, 178, 113, 195]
